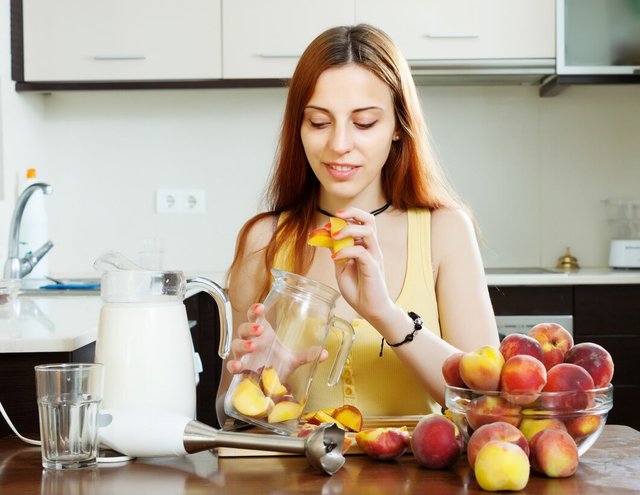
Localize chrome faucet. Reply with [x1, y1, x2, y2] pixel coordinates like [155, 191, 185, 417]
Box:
[3, 182, 54, 279]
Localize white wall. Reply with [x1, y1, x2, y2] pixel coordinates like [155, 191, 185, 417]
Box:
[1, 4, 639, 277]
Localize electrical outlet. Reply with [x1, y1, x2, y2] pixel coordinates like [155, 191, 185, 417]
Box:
[156, 189, 206, 214]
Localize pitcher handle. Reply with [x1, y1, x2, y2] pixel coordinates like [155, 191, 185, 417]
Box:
[326, 317, 355, 387]
[186, 277, 233, 359]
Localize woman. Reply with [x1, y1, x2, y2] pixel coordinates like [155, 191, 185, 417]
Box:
[220, 24, 498, 420]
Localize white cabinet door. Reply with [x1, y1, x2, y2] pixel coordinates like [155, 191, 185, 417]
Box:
[223, 0, 355, 79]
[356, 0, 555, 62]
[22, 0, 221, 81]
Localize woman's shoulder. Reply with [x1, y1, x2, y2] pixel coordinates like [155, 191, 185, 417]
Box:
[430, 207, 477, 256]
[241, 212, 279, 251]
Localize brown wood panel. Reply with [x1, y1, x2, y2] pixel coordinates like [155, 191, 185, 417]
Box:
[605, 385, 640, 431]
[574, 284, 640, 335]
[489, 285, 573, 315]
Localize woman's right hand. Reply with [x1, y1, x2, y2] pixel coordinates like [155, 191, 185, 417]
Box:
[225, 303, 274, 374]
[225, 303, 329, 379]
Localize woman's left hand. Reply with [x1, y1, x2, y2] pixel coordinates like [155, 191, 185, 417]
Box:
[330, 207, 395, 324]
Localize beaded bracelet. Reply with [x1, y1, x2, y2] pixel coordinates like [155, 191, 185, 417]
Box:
[379, 311, 423, 357]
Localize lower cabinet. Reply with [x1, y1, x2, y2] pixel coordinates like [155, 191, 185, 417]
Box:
[489, 284, 640, 431]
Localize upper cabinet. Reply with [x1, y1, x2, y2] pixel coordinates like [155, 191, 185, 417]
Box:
[17, 0, 221, 81]
[356, 0, 555, 61]
[222, 0, 355, 79]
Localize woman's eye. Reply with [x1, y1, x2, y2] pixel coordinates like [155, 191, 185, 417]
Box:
[309, 121, 330, 128]
[355, 121, 376, 129]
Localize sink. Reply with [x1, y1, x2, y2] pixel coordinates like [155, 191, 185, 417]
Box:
[19, 278, 100, 295]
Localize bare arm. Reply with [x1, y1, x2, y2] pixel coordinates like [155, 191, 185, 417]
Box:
[332, 207, 498, 406]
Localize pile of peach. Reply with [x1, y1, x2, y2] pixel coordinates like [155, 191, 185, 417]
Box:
[231, 367, 305, 425]
[441, 322, 614, 490]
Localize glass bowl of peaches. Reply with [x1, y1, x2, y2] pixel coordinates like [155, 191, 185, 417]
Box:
[443, 326, 615, 457]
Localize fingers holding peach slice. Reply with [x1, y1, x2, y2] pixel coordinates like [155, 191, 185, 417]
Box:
[308, 217, 355, 263]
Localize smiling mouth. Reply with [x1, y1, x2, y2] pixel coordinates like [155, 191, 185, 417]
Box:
[326, 163, 358, 172]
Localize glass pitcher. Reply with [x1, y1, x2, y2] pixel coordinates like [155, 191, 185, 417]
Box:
[224, 269, 354, 435]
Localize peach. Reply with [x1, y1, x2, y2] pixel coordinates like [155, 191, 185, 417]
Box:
[565, 414, 601, 440]
[499, 333, 544, 363]
[499, 355, 547, 405]
[355, 427, 410, 461]
[332, 405, 363, 433]
[466, 395, 522, 430]
[267, 400, 304, 424]
[411, 414, 462, 469]
[529, 429, 579, 478]
[307, 218, 354, 263]
[528, 323, 574, 371]
[518, 416, 567, 442]
[260, 366, 288, 398]
[231, 376, 275, 418]
[466, 421, 529, 469]
[306, 410, 346, 430]
[459, 345, 505, 391]
[474, 440, 530, 492]
[542, 363, 595, 411]
[564, 342, 614, 388]
[442, 351, 466, 387]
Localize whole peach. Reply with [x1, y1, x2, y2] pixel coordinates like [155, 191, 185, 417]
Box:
[565, 414, 602, 440]
[499, 355, 547, 405]
[474, 440, 530, 491]
[542, 363, 595, 411]
[442, 351, 466, 387]
[528, 323, 573, 371]
[467, 394, 522, 430]
[411, 414, 462, 469]
[499, 333, 544, 363]
[564, 342, 614, 388]
[529, 429, 579, 478]
[467, 421, 529, 469]
[459, 346, 505, 391]
[518, 416, 567, 442]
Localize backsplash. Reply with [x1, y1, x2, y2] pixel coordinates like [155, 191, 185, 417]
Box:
[1, 82, 640, 276]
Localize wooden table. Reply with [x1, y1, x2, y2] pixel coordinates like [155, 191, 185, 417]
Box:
[1, 425, 638, 494]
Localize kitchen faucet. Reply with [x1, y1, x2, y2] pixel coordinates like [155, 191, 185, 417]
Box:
[3, 182, 54, 279]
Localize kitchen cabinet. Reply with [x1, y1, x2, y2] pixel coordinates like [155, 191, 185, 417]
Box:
[356, 0, 555, 61]
[489, 284, 640, 430]
[221, 0, 355, 79]
[15, 0, 222, 82]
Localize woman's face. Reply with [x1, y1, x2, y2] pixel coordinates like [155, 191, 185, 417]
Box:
[300, 63, 397, 205]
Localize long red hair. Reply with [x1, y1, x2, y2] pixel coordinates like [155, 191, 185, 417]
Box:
[228, 24, 464, 300]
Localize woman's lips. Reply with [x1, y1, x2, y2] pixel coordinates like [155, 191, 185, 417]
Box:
[325, 162, 359, 180]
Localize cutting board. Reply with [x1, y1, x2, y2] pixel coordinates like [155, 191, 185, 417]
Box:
[217, 416, 422, 457]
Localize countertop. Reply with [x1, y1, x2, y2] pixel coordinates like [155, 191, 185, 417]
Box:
[2, 268, 638, 354]
[0, 425, 638, 494]
[484, 267, 640, 286]
[0, 295, 101, 353]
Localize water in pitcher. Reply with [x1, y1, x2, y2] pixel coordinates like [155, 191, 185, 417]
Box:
[38, 395, 101, 469]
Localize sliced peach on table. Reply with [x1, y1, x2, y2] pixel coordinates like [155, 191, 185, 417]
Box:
[332, 405, 363, 432]
[307, 410, 341, 426]
[355, 427, 410, 460]
[267, 400, 304, 424]
[260, 366, 288, 398]
[231, 377, 275, 418]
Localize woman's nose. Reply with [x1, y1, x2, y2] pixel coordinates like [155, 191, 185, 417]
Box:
[328, 124, 354, 154]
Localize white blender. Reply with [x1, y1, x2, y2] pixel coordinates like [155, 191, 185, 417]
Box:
[604, 199, 640, 268]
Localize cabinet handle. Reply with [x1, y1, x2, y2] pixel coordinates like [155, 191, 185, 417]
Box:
[256, 53, 301, 59]
[93, 55, 147, 61]
[423, 33, 479, 39]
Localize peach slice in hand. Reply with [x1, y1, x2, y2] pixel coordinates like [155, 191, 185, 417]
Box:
[307, 217, 354, 263]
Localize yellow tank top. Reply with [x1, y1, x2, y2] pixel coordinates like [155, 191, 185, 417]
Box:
[273, 209, 441, 417]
